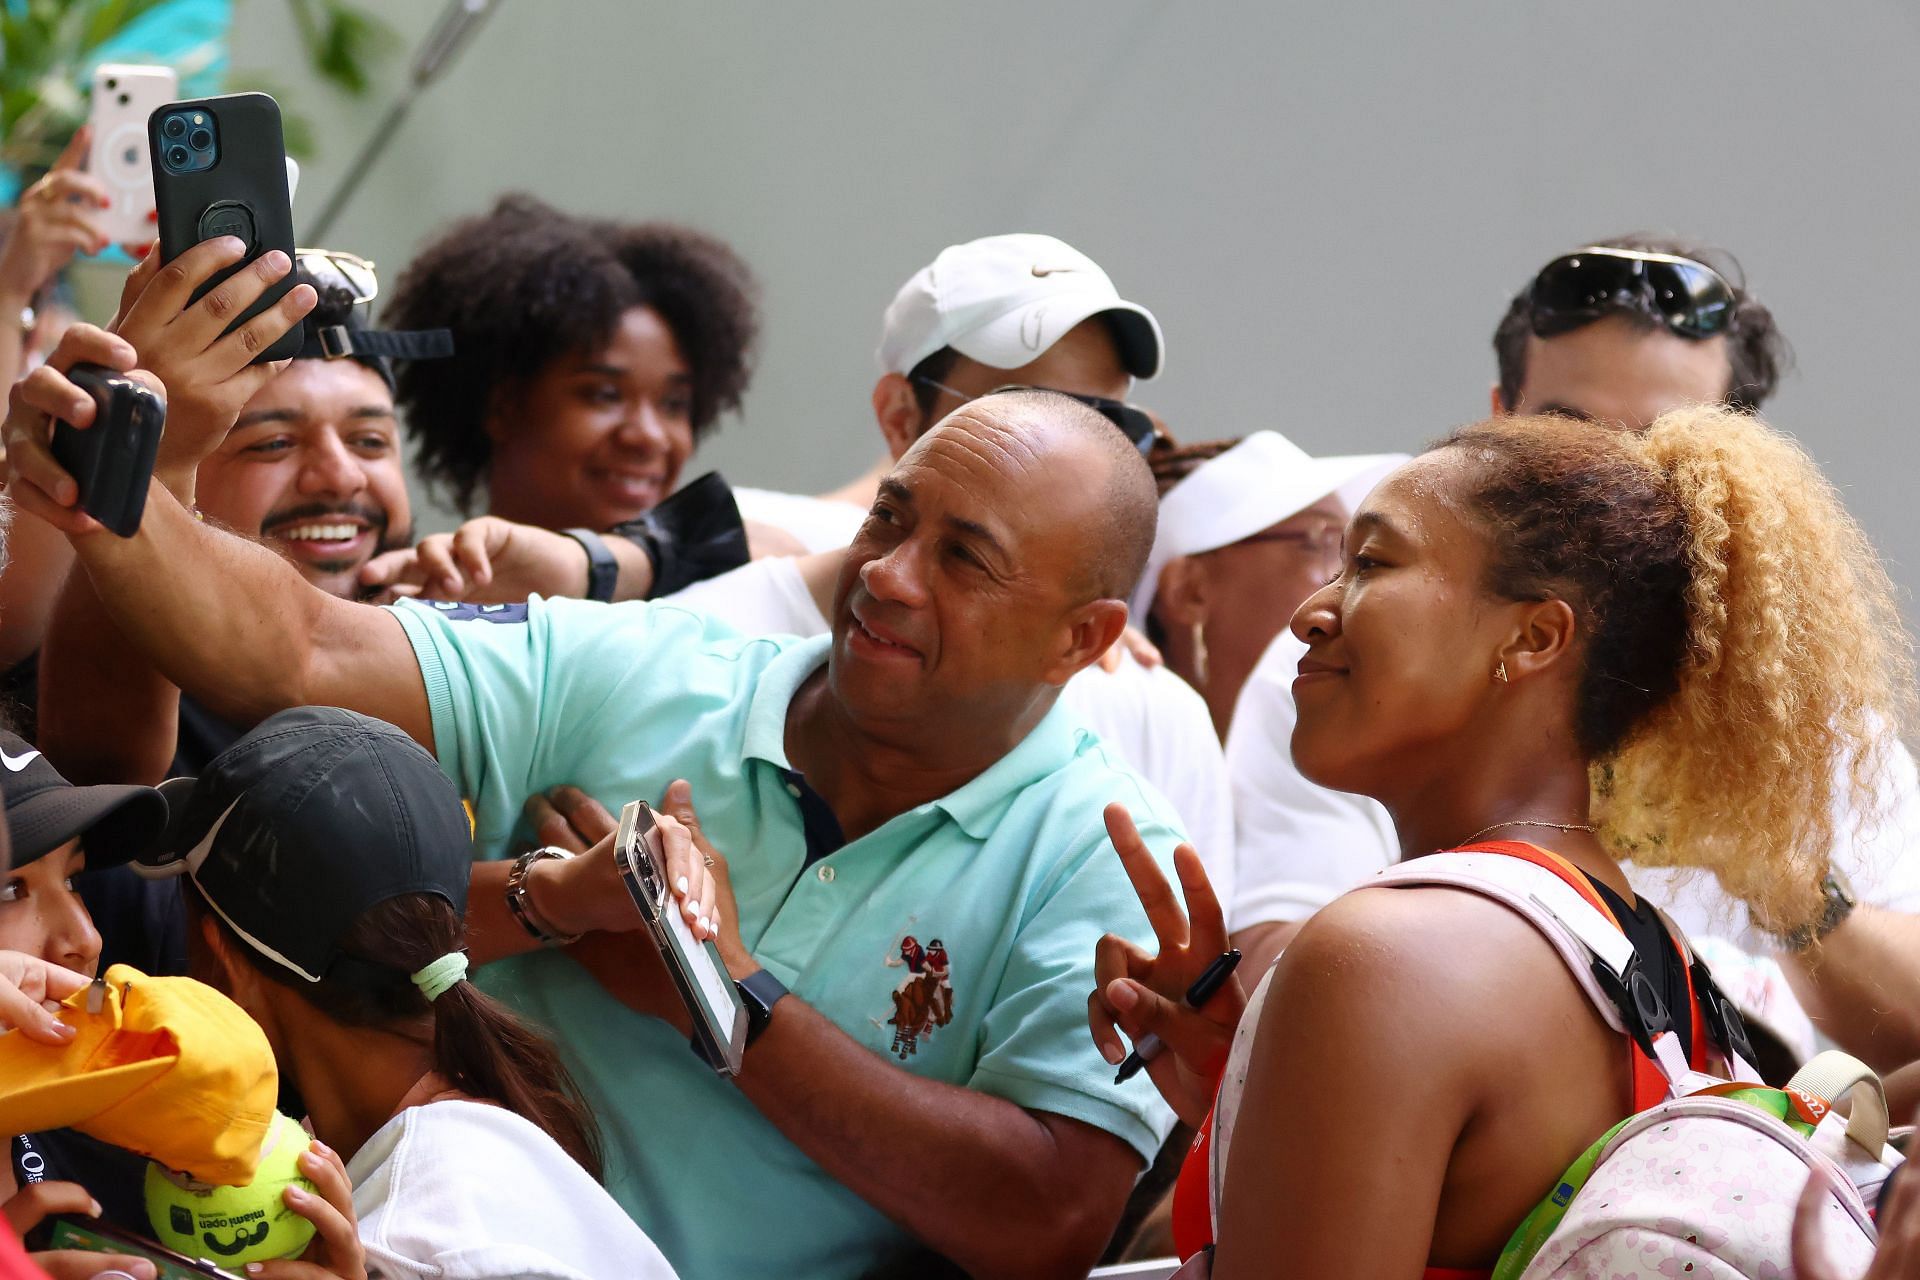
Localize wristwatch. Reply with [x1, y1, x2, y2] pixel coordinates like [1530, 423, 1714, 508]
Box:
[736, 968, 790, 1047]
[562, 528, 619, 602]
[1782, 868, 1858, 952]
[505, 846, 582, 945]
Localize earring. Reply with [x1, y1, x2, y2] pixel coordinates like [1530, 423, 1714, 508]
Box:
[1494, 660, 1509, 684]
[1191, 622, 1211, 689]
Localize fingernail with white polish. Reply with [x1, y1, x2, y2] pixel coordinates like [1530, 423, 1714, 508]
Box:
[676, 876, 689, 895]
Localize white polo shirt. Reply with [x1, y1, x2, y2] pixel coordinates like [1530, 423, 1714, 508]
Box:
[666, 556, 1238, 898]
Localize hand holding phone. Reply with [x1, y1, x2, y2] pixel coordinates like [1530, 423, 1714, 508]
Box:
[38, 1217, 242, 1280]
[149, 93, 301, 364]
[48, 362, 165, 538]
[105, 236, 313, 479]
[0, 130, 110, 307]
[615, 800, 748, 1074]
[89, 64, 178, 244]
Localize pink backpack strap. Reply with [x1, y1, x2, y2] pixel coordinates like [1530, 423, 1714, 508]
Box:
[1369, 851, 1756, 1095]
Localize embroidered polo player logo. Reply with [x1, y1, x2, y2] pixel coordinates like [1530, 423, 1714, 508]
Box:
[884, 932, 953, 1059]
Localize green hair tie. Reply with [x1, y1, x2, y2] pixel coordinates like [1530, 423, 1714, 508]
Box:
[411, 951, 469, 1002]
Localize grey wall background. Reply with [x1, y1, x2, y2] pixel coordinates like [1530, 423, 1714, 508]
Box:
[234, 1, 1920, 602]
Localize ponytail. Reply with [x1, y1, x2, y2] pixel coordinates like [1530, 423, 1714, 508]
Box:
[1608, 406, 1914, 932]
[1440, 406, 1914, 935]
[195, 888, 605, 1180]
[426, 970, 604, 1179]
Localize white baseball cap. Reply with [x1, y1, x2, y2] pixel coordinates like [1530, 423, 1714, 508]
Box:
[876, 233, 1164, 380]
[1131, 432, 1408, 621]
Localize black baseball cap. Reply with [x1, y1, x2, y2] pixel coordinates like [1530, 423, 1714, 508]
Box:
[0, 731, 168, 869]
[137, 707, 472, 985]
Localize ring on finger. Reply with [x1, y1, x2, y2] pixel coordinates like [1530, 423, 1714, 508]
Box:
[702, 854, 715, 868]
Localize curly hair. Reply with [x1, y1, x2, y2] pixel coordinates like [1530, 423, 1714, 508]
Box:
[382, 193, 759, 513]
[1493, 233, 1793, 413]
[1439, 408, 1914, 934]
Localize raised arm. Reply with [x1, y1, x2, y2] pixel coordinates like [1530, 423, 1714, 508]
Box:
[6, 317, 431, 749]
[356, 475, 783, 605]
[0, 129, 115, 675]
[40, 242, 304, 781]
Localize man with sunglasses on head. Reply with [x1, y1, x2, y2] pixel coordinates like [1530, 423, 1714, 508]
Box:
[1491, 235, 1920, 1073]
[1491, 233, 1789, 427]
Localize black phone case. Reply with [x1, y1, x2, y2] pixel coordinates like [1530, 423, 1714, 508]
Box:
[51, 363, 167, 538]
[149, 92, 301, 364]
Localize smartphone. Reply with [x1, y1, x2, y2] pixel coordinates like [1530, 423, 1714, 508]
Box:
[88, 64, 178, 245]
[614, 800, 748, 1074]
[39, 1217, 243, 1280]
[149, 92, 301, 364]
[50, 362, 167, 537]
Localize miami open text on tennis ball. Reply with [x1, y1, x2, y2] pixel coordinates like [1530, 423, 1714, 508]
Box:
[146, 1110, 319, 1264]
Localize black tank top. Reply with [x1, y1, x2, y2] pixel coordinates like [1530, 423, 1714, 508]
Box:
[1583, 872, 1695, 1063]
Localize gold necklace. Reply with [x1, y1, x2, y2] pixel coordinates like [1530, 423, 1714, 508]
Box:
[1457, 818, 1596, 846]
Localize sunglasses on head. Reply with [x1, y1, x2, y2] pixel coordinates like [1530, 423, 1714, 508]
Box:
[1528, 246, 1735, 341]
[912, 376, 1161, 455]
[295, 247, 379, 306]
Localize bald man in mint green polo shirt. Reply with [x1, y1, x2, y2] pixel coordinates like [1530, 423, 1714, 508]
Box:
[34, 372, 1184, 1278]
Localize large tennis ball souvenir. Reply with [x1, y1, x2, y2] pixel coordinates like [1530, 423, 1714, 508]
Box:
[146, 1110, 318, 1264]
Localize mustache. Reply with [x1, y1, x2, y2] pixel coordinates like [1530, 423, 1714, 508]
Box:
[258, 499, 391, 543]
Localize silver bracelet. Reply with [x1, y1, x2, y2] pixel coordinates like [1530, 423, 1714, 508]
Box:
[505, 846, 581, 945]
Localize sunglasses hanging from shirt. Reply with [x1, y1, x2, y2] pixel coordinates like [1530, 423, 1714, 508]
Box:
[1528, 247, 1737, 341]
[292, 247, 454, 362]
[912, 376, 1162, 456]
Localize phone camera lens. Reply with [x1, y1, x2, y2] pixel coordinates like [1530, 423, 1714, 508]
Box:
[105, 77, 118, 91]
[166, 145, 190, 168]
[117, 93, 130, 106]
[189, 128, 212, 150]
[163, 116, 186, 139]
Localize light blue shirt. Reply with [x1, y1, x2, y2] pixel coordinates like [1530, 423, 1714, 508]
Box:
[389, 596, 1182, 1278]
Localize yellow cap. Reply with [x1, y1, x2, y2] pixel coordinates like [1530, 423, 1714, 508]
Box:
[0, 964, 277, 1185]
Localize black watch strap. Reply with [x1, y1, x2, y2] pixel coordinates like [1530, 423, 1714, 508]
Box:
[737, 968, 789, 1046]
[562, 528, 619, 602]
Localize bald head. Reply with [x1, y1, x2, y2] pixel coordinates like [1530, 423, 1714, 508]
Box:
[936, 389, 1158, 603]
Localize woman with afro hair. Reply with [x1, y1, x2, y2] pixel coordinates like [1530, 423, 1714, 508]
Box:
[382, 193, 758, 531]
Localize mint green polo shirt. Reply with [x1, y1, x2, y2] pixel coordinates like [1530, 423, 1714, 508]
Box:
[388, 596, 1182, 1278]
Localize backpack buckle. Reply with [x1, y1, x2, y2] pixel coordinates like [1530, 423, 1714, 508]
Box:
[1689, 959, 1757, 1067]
[1592, 955, 1672, 1061]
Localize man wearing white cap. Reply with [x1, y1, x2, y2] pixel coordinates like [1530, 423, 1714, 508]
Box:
[733, 232, 1163, 551]
[699, 234, 1235, 890]
[1133, 433, 1403, 979]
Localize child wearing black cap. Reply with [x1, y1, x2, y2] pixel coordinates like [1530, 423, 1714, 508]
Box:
[144, 707, 674, 1280]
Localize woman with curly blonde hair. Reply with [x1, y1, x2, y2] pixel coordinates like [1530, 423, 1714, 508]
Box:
[1087, 405, 1915, 1278]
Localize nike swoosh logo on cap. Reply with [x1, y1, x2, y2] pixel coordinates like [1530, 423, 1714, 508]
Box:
[0, 748, 40, 772]
[1031, 265, 1079, 277]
